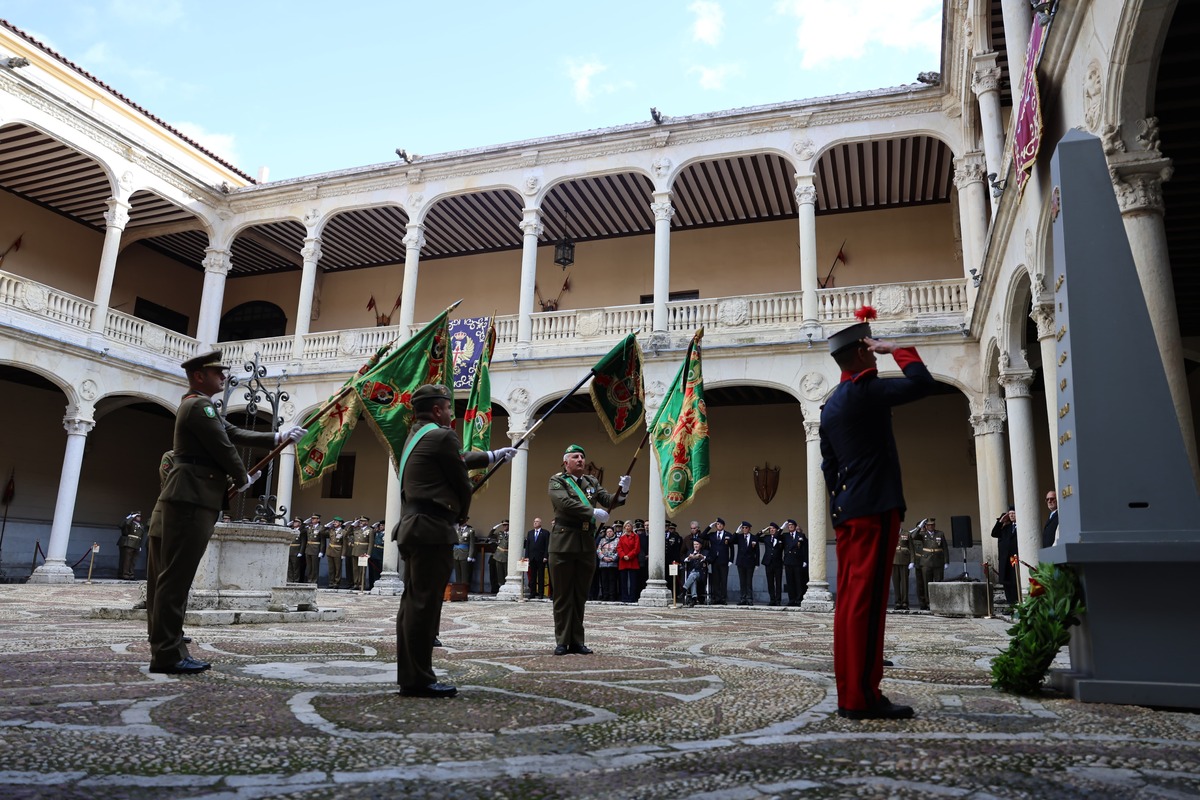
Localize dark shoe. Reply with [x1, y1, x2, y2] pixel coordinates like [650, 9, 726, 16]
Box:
[149, 656, 210, 674]
[553, 645, 569, 656]
[838, 698, 914, 720]
[882, 659, 894, 667]
[181, 636, 192, 644]
[920, 605, 930, 611]
[399, 682, 457, 698]
[432, 637, 443, 647]
[569, 644, 593, 655]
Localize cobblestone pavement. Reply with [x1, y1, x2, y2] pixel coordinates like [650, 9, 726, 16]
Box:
[1, 583, 1198, 800]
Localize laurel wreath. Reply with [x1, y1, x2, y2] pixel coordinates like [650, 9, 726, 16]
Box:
[990, 561, 1085, 695]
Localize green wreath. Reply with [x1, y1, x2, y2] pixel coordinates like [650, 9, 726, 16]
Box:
[990, 561, 1085, 695]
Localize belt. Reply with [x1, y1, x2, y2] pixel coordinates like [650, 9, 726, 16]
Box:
[403, 499, 458, 524]
[174, 454, 220, 469]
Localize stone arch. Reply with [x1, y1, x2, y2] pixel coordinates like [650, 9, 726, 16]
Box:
[1104, 0, 1177, 139]
[1000, 265, 1035, 364]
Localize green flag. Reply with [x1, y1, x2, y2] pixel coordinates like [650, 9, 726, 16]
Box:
[650, 329, 709, 513]
[589, 332, 645, 444]
[294, 343, 393, 489]
[356, 308, 454, 466]
[461, 322, 496, 488]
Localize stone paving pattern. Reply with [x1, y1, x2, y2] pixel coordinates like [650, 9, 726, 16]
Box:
[1, 583, 1198, 799]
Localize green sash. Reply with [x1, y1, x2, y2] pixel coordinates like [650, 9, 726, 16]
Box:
[398, 423, 439, 495]
[566, 474, 593, 508]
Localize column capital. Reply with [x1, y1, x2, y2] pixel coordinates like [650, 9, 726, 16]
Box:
[63, 416, 95, 436]
[301, 235, 322, 264]
[998, 368, 1035, 399]
[103, 197, 130, 229]
[953, 153, 988, 189]
[650, 198, 675, 222]
[803, 418, 821, 442]
[969, 412, 1006, 436]
[1030, 302, 1055, 340]
[1109, 155, 1173, 216]
[794, 182, 818, 206]
[403, 224, 426, 251]
[971, 64, 1002, 97]
[518, 216, 544, 238]
[202, 248, 231, 276]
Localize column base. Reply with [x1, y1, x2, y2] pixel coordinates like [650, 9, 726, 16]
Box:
[496, 575, 526, 601]
[637, 580, 672, 607]
[369, 571, 404, 596]
[28, 561, 76, 584]
[799, 582, 834, 612]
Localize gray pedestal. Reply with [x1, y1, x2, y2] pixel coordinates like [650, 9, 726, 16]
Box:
[928, 581, 988, 617]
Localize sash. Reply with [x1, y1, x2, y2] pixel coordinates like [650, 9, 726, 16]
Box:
[398, 423, 440, 499]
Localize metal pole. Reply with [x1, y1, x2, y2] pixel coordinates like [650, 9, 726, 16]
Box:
[85, 542, 98, 583]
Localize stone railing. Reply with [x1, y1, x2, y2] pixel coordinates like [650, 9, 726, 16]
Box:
[818, 278, 968, 323]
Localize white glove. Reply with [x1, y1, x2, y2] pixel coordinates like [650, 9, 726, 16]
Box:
[617, 474, 632, 492]
[488, 447, 519, 466]
[468, 557, 476, 562]
[276, 425, 306, 445]
[593, 508, 610, 523]
[319, 553, 325, 559]
[235, 471, 261, 492]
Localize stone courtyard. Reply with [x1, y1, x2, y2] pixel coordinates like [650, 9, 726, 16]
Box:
[1, 583, 1198, 799]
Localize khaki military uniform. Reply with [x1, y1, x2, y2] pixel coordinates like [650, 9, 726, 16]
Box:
[452, 523, 473, 585]
[490, 527, 509, 594]
[144, 450, 173, 639]
[302, 520, 323, 582]
[149, 392, 274, 670]
[393, 421, 489, 689]
[287, 523, 306, 582]
[117, 515, 146, 580]
[914, 528, 950, 610]
[325, 523, 346, 588]
[547, 472, 624, 649]
[891, 530, 916, 609]
[350, 526, 372, 588]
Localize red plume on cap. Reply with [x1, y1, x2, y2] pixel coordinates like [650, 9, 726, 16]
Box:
[854, 305, 877, 322]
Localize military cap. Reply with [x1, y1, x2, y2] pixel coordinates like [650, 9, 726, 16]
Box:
[333, 515, 344, 522]
[786, 518, 797, 526]
[563, 443, 586, 458]
[739, 521, 752, 529]
[181, 350, 228, 374]
[827, 305, 879, 356]
[768, 521, 780, 529]
[412, 383, 453, 410]
[714, 517, 725, 526]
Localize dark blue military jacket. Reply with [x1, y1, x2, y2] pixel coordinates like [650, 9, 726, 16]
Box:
[819, 349, 933, 526]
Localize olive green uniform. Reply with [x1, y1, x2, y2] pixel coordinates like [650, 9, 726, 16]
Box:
[393, 422, 488, 689]
[117, 514, 146, 580]
[914, 528, 950, 609]
[287, 522, 306, 582]
[325, 523, 346, 588]
[302, 519, 323, 582]
[149, 392, 274, 670]
[350, 526, 372, 588]
[547, 472, 624, 649]
[891, 530, 916, 609]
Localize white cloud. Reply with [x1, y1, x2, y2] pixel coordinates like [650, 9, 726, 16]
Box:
[774, 0, 941, 69]
[173, 121, 239, 164]
[690, 1, 724, 46]
[567, 59, 608, 106]
[109, 0, 184, 26]
[689, 63, 743, 91]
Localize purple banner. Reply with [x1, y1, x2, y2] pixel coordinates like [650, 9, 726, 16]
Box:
[1013, 9, 1054, 196]
[450, 317, 491, 390]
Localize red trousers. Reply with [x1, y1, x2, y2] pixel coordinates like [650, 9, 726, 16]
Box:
[833, 510, 900, 711]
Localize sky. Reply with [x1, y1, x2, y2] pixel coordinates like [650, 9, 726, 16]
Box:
[2, 1, 943, 181]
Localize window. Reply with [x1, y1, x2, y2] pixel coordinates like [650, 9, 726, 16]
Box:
[640, 290, 699, 304]
[133, 297, 189, 334]
[219, 301, 287, 342]
[323, 454, 356, 499]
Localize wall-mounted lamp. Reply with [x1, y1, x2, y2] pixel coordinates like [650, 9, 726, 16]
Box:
[961, 323, 970, 337]
[805, 332, 813, 348]
[511, 351, 519, 366]
[987, 172, 1008, 199]
[969, 268, 981, 287]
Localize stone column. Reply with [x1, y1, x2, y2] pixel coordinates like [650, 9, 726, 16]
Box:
[499, 421, 531, 600]
[195, 248, 231, 348]
[292, 235, 322, 358]
[953, 154, 989, 281]
[972, 55, 1004, 213]
[29, 415, 95, 584]
[650, 192, 674, 334]
[1031, 302, 1059, 487]
[640, 447, 670, 606]
[800, 418, 833, 611]
[275, 445, 296, 523]
[1109, 146, 1198, 483]
[397, 223, 425, 339]
[371, 459, 404, 596]
[1000, 0, 1032, 80]
[970, 407, 1008, 569]
[794, 176, 820, 326]
[516, 209, 542, 349]
[89, 197, 130, 333]
[999, 367, 1041, 587]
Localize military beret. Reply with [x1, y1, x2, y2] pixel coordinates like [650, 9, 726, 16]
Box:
[412, 383, 452, 409]
[768, 522, 780, 529]
[786, 519, 797, 526]
[739, 521, 751, 529]
[714, 517, 725, 526]
[333, 516, 344, 522]
[563, 443, 586, 458]
[181, 350, 228, 374]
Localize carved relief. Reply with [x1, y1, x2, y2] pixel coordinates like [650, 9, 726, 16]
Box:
[1100, 124, 1126, 155]
[576, 310, 603, 338]
[303, 209, 321, 228]
[800, 372, 827, 402]
[645, 380, 668, 411]
[1030, 303, 1055, 339]
[953, 156, 986, 189]
[301, 238, 322, 263]
[338, 331, 359, 356]
[1112, 168, 1172, 215]
[1082, 60, 1103, 133]
[523, 176, 540, 196]
[142, 326, 166, 352]
[119, 171, 134, 192]
[282, 400, 297, 421]
[794, 184, 817, 205]
[507, 387, 531, 414]
[652, 157, 672, 178]
[79, 379, 99, 402]
[791, 138, 815, 160]
[407, 193, 424, 210]
[104, 201, 130, 229]
[21, 283, 47, 313]
[873, 284, 906, 316]
[717, 298, 749, 327]
[968, 413, 1006, 436]
[650, 201, 675, 222]
[1135, 117, 1161, 153]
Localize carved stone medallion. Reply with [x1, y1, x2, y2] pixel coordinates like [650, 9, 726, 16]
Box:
[142, 326, 167, 352]
[873, 284, 906, 316]
[338, 331, 359, 356]
[576, 310, 603, 338]
[79, 378, 99, 402]
[800, 372, 827, 402]
[507, 387, 531, 414]
[21, 283, 47, 313]
[716, 298, 749, 327]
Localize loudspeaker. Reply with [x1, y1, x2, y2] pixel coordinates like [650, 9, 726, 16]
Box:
[950, 515, 973, 549]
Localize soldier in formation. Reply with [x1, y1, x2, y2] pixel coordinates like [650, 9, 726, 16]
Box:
[116, 511, 146, 580]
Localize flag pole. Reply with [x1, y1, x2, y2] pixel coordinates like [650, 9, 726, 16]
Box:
[0, 469, 13, 561]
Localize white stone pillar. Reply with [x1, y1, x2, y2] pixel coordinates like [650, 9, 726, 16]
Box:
[972, 56, 1005, 213]
[795, 176, 820, 326]
[292, 235, 322, 358]
[1031, 302, 1059, 488]
[953, 154, 989, 281]
[275, 445, 296, 522]
[999, 368, 1041, 588]
[1110, 150, 1198, 484]
[650, 192, 674, 333]
[640, 446, 670, 606]
[397, 223, 425, 341]
[1001, 0, 1032, 80]
[516, 209, 542, 348]
[89, 197, 130, 332]
[29, 415, 95, 584]
[371, 459, 404, 596]
[195, 247, 231, 348]
[499, 421, 531, 600]
[970, 407, 1008, 569]
[800, 417, 833, 611]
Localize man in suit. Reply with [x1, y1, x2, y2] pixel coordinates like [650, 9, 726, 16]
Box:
[701, 518, 733, 604]
[782, 519, 808, 606]
[149, 350, 304, 675]
[525, 517, 549, 598]
[991, 507, 1019, 605]
[732, 521, 760, 605]
[548, 444, 630, 655]
[760, 522, 784, 606]
[393, 383, 516, 697]
[1042, 490, 1058, 548]
[665, 521, 684, 597]
[820, 313, 932, 720]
